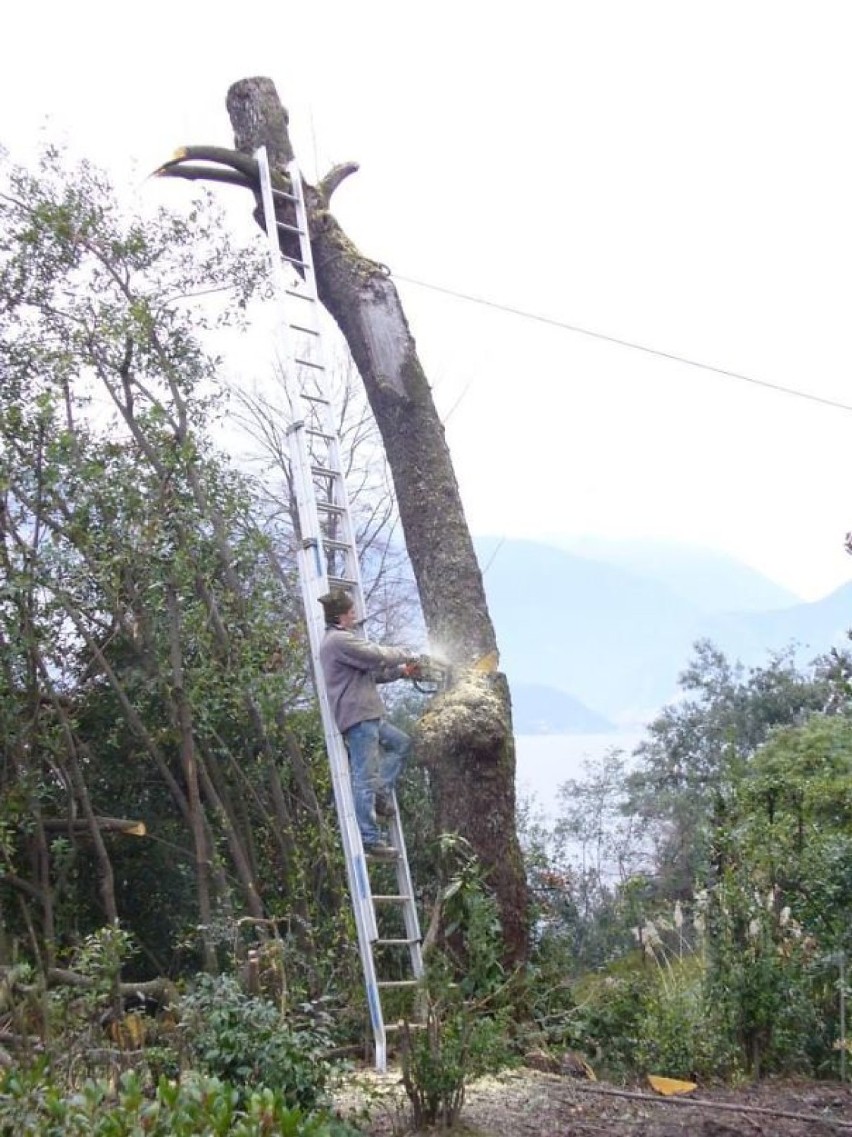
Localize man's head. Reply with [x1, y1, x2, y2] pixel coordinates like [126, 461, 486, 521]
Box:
[318, 589, 356, 628]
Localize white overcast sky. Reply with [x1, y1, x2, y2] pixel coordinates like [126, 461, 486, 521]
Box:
[4, 1, 852, 601]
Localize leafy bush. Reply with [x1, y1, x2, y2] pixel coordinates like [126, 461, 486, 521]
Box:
[177, 974, 335, 1112]
[0, 1065, 357, 1137]
[703, 874, 820, 1077]
[400, 851, 515, 1129]
[566, 970, 652, 1077]
[522, 952, 580, 1052]
[634, 964, 732, 1079]
[627, 911, 735, 1080]
[548, 913, 722, 1081]
[400, 995, 510, 1129]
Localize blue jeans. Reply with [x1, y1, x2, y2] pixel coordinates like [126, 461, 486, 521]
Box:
[344, 718, 411, 845]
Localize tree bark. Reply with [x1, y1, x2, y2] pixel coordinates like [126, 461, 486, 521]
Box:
[224, 77, 529, 964]
[164, 580, 217, 972]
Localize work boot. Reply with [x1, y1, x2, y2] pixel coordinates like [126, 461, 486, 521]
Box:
[375, 793, 395, 819]
[363, 839, 397, 860]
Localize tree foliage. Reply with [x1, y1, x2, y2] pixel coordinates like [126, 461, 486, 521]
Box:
[523, 640, 852, 1079]
[0, 145, 356, 987]
[624, 639, 840, 896]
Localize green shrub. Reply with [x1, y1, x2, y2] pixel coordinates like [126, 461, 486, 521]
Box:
[567, 971, 652, 1077]
[400, 978, 512, 1130]
[399, 852, 515, 1129]
[522, 952, 580, 1052]
[703, 874, 822, 1077]
[0, 1065, 357, 1137]
[177, 974, 335, 1112]
[634, 967, 732, 1079]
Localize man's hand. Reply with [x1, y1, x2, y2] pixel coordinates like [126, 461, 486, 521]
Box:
[400, 659, 423, 680]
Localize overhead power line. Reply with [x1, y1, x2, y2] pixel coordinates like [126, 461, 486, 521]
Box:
[392, 272, 852, 415]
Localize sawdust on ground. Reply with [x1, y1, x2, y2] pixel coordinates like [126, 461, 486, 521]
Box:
[334, 1065, 852, 1136]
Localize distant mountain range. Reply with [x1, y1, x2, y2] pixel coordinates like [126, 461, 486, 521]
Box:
[475, 537, 852, 730]
[552, 536, 801, 613]
[509, 683, 616, 734]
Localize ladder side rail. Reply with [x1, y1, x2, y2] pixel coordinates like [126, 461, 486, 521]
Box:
[288, 424, 333, 603]
[282, 327, 389, 1064]
[292, 520, 387, 1051]
[321, 429, 365, 590]
[267, 157, 364, 624]
[286, 157, 318, 292]
[388, 805, 425, 979]
[288, 411, 371, 759]
[257, 149, 379, 937]
[291, 516, 388, 1040]
[319, 733, 388, 1065]
[305, 621, 389, 1061]
[284, 157, 323, 376]
[284, 157, 367, 602]
[288, 424, 379, 934]
[256, 147, 300, 396]
[257, 147, 293, 308]
[303, 413, 364, 595]
[257, 151, 411, 1072]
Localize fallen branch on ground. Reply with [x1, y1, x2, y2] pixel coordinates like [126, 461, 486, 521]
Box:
[571, 1082, 852, 1131]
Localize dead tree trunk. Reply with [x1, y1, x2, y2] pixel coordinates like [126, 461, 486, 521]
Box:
[225, 76, 529, 965]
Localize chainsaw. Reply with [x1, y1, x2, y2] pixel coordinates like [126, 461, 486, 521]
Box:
[405, 654, 453, 694]
[403, 649, 498, 694]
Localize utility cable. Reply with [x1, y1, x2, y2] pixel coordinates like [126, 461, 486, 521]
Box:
[392, 272, 852, 415]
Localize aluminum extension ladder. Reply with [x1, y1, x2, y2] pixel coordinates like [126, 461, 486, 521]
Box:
[255, 147, 424, 1071]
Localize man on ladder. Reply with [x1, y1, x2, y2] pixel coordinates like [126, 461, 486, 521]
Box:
[318, 589, 421, 858]
[156, 144, 428, 1068]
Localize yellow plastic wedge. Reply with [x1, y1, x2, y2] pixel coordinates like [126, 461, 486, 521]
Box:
[647, 1075, 697, 1096]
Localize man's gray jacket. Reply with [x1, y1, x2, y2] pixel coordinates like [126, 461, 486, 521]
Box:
[319, 626, 409, 734]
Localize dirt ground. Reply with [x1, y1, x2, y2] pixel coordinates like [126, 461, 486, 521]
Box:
[337, 1066, 852, 1136]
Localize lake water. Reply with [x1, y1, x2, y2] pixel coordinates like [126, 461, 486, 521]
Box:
[514, 731, 644, 819]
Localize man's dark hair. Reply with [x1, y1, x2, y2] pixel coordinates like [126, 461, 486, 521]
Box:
[318, 589, 355, 624]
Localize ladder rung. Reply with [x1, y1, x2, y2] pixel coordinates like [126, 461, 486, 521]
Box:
[284, 288, 314, 302]
[316, 502, 345, 514]
[372, 894, 413, 903]
[322, 539, 354, 553]
[311, 465, 341, 479]
[301, 392, 329, 404]
[385, 1021, 428, 1033]
[295, 357, 324, 371]
[290, 323, 320, 337]
[271, 186, 297, 203]
[305, 428, 335, 441]
[281, 253, 311, 270]
[377, 980, 419, 989]
[375, 938, 420, 946]
[276, 219, 305, 235]
[328, 576, 358, 589]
